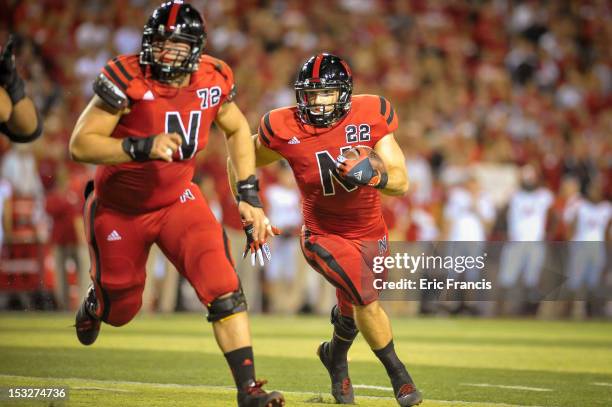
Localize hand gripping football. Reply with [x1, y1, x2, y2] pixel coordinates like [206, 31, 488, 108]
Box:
[336, 146, 387, 187]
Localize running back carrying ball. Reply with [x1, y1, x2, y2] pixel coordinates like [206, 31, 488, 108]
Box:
[337, 145, 388, 189]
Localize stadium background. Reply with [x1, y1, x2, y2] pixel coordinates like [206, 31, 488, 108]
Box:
[0, 1, 611, 406]
[0, 0, 609, 316]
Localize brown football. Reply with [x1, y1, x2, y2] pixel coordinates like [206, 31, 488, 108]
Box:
[340, 146, 386, 172]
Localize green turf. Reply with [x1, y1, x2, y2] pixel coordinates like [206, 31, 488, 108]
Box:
[0, 313, 611, 406]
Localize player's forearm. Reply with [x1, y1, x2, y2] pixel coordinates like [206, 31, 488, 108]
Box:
[380, 167, 409, 196]
[69, 132, 131, 165]
[227, 157, 239, 197]
[225, 125, 256, 180]
[0, 88, 12, 122]
[6, 97, 38, 136]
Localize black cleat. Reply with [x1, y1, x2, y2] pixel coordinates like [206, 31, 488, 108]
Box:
[395, 383, 423, 407]
[317, 341, 354, 404]
[74, 286, 101, 346]
[238, 379, 285, 407]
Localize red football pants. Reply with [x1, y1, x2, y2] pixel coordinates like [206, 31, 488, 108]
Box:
[83, 184, 238, 326]
[300, 226, 389, 318]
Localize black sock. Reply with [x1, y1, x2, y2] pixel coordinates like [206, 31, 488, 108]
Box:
[330, 331, 354, 368]
[224, 346, 255, 391]
[328, 306, 358, 371]
[373, 340, 413, 392]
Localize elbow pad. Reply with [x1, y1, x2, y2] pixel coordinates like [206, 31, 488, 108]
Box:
[93, 73, 128, 110]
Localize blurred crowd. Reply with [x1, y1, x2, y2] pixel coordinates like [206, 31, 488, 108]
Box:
[0, 0, 610, 317]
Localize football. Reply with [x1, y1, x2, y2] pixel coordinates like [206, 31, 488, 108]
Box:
[340, 145, 386, 173]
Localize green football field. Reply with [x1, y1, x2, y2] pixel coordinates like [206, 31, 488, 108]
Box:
[0, 313, 611, 406]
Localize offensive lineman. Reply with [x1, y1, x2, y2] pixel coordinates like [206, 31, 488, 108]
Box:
[69, 2, 284, 406]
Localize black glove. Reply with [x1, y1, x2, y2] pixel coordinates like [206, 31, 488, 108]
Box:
[336, 148, 388, 188]
[0, 35, 26, 105]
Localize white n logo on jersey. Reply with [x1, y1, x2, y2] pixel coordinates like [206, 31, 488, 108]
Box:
[315, 147, 358, 196]
[165, 111, 202, 160]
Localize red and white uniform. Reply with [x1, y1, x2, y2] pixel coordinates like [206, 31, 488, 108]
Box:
[259, 95, 397, 316]
[85, 54, 238, 326]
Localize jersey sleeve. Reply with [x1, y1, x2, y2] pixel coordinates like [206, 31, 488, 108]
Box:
[258, 111, 276, 150]
[213, 59, 237, 104]
[371, 96, 398, 144]
[102, 57, 134, 93]
[93, 56, 136, 109]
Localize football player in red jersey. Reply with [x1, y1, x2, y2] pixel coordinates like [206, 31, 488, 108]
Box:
[69, 2, 284, 406]
[230, 54, 422, 406]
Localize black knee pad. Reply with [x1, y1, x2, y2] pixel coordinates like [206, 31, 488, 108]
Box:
[330, 305, 359, 340]
[206, 289, 247, 322]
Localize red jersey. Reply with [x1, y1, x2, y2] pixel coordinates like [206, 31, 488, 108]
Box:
[259, 95, 398, 239]
[94, 54, 235, 213]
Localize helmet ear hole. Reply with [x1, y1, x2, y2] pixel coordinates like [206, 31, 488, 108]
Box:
[294, 53, 353, 127]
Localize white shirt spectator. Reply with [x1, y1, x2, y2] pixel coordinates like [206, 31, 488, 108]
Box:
[556, 83, 583, 109]
[411, 207, 439, 241]
[113, 26, 142, 54]
[75, 21, 110, 50]
[0, 147, 46, 236]
[567, 199, 612, 241]
[75, 50, 111, 98]
[507, 188, 553, 241]
[265, 184, 302, 231]
[405, 155, 432, 205]
[444, 187, 495, 241]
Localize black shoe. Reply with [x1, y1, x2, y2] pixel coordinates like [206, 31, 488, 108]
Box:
[317, 341, 354, 404]
[395, 383, 423, 407]
[75, 286, 100, 346]
[238, 379, 284, 407]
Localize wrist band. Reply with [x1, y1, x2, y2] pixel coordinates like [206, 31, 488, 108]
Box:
[236, 175, 263, 208]
[122, 136, 154, 161]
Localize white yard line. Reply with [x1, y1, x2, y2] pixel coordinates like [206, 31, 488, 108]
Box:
[591, 382, 612, 387]
[354, 384, 548, 407]
[354, 384, 393, 391]
[0, 374, 547, 406]
[461, 383, 552, 392]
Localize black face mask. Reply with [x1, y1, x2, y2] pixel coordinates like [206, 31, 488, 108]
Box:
[521, 182, 537, 191]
